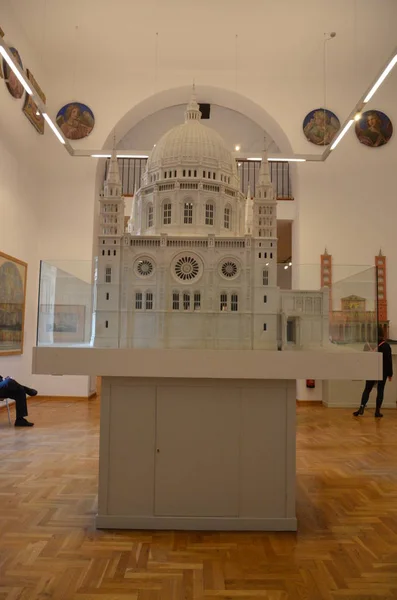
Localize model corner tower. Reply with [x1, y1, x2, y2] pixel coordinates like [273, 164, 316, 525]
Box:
[95, 151, 125, 347]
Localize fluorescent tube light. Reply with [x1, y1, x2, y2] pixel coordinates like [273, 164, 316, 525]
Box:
[91, 154, 149, 159]
[363, 54, 397, 103]
[330, 119, 354, 151]
[0, 46, 33, 95]
[247, 157, 306, 162]
[42, 113, 66, 144]
[268, 158, 306, 162]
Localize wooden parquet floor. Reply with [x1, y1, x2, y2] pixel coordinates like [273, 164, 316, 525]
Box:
[1, 398, 397, 600]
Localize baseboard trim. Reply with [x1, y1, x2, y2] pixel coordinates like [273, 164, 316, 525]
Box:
[34, 394, 97, 401]
[95, 514, 297, 532]
[296, 400, 323, 405]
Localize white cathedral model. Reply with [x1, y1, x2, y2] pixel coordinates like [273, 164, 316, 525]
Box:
[94, 90, 329, 350]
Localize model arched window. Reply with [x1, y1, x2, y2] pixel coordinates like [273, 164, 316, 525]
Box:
[220, 292, 228, 311]
[184, 202, 193, 224]
[194, 292, 201, 310]
[135, 292, 143, 310]
[224, 206, 231, 229]
[145, 292, 153, 310]
[183, 292, 190, 311]
[163, 202, 172, 225]
[231, 294, 238, 312]
[147, 204, 154, 228]
[205, 203, 214, 226]
[172, 291, 180, 310]
[263, 269, 269, 286]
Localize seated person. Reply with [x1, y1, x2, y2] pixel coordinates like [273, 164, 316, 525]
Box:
[0, 375, 37, 427]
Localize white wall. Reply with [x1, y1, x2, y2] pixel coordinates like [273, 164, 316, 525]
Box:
[0, 7, 92, 396]
[119, 104, 280, 154]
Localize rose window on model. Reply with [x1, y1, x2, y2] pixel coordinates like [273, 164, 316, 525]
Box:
[174, 256, 200, 281]
[221, 260, 238, 278]
[136, 259, 153, 277]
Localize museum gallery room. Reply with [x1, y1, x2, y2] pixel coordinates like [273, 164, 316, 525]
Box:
[0, 0, 397, 598]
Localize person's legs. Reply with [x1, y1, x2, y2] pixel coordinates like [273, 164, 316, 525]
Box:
[0, 378, 33, 426]
[375, 377, 387, 417]
[353, 380, 375, 416]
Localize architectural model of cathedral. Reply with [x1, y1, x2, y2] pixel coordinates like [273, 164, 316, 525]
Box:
[93, 90, 329, 350]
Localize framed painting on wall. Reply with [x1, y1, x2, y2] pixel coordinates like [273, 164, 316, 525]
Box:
[41, 304, 86, 344]
[0, 252, 27, 356]
[3, 47, 24, 99]
[23, 69, 45, 134]
[303, 108, 340, 145]
[56, 102, 95, 140]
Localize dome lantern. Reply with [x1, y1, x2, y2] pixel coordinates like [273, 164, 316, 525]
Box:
[184, 84, 202, 122]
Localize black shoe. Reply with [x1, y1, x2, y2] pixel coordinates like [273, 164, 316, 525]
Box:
[23, 387, 37, 397]
[353, 406, 365, 416]
[375, 411, 383, 418]
[14, 418, 34, 427]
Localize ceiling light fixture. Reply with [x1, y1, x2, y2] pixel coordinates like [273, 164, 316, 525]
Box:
[330, 119, 354, 150]
[91, 154, 111, 158]
[235, 145, 241, 151]
[0, 46, 33, 95]
[42, 113, 66, 144]
[354, 113, 361, 121]
[268, 158, 306, 162]
[247, 157, 306, 162]
[363, 53, 397, 103]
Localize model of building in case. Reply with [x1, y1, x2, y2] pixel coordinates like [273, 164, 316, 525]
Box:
[94, 90, 329, 350]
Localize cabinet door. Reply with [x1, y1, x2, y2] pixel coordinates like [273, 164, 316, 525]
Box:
[106, 384, 156, 516]
[155, 386, 240, 517]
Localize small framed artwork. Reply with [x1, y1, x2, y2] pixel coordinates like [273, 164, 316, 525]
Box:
[303, 108, 340, 145]
[41, 305, 86, 344]
[3, 47, 24, 99]
[23, 69, 45, 134]
[355, 110, 393, 147]
[0, 252, 28, 356]
[56, 102, 95, 140]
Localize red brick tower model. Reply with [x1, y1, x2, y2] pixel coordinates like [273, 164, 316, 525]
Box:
[320, 249, 332, 313]
[375, 250, 388, 337]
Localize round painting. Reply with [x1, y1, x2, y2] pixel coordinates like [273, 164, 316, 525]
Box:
[355, 110, 393, 148]
[303, 108, 340, 145]
[56, 102, 95, 140]
[3, 47, 24, 99]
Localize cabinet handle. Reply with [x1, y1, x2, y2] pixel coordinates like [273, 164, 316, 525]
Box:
[156, 448, 160, 453]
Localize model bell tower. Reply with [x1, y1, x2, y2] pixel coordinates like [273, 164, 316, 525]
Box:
[251, 149, 279, 349]
[95, 151, 125, 347]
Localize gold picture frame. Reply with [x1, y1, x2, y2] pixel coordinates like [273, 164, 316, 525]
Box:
[0, 251, 27, 356]
[23, 69, 45, 134]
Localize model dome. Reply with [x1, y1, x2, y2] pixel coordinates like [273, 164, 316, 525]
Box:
[146, 89, 236, 175]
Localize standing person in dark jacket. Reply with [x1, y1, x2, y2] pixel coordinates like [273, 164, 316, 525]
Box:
[0, 375, 36, 426]
[353, 327, 393, 418]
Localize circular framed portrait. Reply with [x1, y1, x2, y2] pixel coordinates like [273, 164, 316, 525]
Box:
[56, 102, 95, 140]
[3, 47, 24, 99]
[303, 108, 340, 145]
[355, 110, 393, 148]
